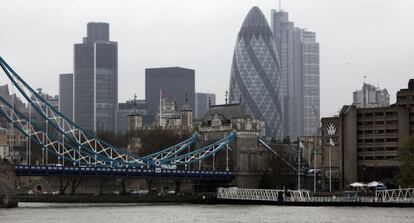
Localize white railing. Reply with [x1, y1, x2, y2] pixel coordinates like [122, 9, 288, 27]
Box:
[375, 188, 414, 203]
[217, 188, 311, 202]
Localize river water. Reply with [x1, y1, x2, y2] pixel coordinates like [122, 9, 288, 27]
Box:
[1, 203, 413, 223]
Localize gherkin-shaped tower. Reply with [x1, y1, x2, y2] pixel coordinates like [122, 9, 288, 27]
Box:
[229, 6, 283, 138]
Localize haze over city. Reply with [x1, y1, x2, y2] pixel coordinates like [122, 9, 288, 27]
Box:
[2, 0, 414, 221]
[1, 0, 413, 117]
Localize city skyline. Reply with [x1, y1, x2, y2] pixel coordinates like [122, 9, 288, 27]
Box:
[0, 0, 413, 118]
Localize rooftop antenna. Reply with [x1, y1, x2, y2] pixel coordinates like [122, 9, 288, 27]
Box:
[279, 0, 282, 11]
[225, 90, 228, 104]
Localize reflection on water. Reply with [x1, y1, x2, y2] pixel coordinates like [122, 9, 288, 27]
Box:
[0, 203, 413, 223]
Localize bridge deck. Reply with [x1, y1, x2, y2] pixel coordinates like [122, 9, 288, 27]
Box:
[15, 165, 234, 180]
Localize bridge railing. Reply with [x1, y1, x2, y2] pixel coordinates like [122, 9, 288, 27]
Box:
[217, 188, 311, 202]
[217, 188, 414, 203]
[375, 188, 414, 203]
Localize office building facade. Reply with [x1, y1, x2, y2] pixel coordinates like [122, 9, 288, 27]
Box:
[229, 6, 284, 139]
[74, 22, 118, 133]
[145, 67, 195, 121]
[271, 9, 320, 138]
[59, 73, 73, 120]
[195, 92, 216, 119]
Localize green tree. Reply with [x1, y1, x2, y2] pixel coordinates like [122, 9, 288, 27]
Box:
[397, 137, 414, 187]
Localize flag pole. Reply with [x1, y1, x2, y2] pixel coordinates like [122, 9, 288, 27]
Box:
[314, 135, 316, 193]
[329, 137, 332, 193]
[298, 137, 301, 190]
[159, 90, 162, 127]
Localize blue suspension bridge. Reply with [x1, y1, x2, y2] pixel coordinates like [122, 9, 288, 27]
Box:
[0, 56, 236, 180]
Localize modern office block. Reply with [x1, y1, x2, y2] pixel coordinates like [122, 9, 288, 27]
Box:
[59, 73, 73, 120]
[145, 67, 195, 120]
[271, 9, 320, 138]
[74, 22, 118, 133]
[195, 92, 216, 119]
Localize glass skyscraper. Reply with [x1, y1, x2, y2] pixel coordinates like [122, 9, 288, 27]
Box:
[271, 9, 320, 138]
[229, 6, 284, 138]
[195, 92, 216, 119]
[74, 22, 118, 133]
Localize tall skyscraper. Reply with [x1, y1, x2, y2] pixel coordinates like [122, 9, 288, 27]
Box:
[229, 6, 284, 138]
[195, 92, 216, 119]
[74, 22, 118, 133]
[59, 73, 73, 120]
[145, 67, 195, 120]
[271, 9, 320, 138]
[353, 82, 390, 108]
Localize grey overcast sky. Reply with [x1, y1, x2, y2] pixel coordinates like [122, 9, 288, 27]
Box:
[0, 0, 413, 117]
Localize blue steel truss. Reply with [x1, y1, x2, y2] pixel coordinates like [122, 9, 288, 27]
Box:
[0, 56, 236, 169]
[161, 132, 236, 166]
[0, 95, 112, 166]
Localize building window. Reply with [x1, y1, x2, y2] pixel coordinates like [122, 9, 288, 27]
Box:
[364, 113, 373, 117]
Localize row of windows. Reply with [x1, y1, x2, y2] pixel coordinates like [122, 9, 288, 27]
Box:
[357, 147, 397, 152]
[358, 138, 398, 143]
[358, 111, 397, 117]
[358, 120, 398, 126]
[397, 95, 414, 100]
[357, 129, 398, 134]
[358, 156, 396, 160]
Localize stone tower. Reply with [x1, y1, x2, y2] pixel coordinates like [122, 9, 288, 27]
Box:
[180, 94, 193, 131]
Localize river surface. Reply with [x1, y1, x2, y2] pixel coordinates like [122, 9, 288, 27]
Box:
[1, 203, 413, 223]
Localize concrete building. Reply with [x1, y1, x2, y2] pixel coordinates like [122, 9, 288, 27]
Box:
[229, 7, 284, 139]
[74, 22, 118, 133]
[59, 73, 73, 120]
[271, 9, 320, 139]
[353, 82, 390, 108]
[145, 67, 195, 120]
[320, 79, 414, 191]
[195, 92, 216, 119]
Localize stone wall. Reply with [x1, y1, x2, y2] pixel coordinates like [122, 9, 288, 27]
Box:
[0, 159, 17, 208]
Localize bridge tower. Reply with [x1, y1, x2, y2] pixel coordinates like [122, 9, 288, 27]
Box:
[196, 103, 269, 188]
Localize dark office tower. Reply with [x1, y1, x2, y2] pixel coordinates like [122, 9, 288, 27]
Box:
[59, 73, 73, 120]
[74, 22, 118, 133]
[195, 92, 216, 119]
[271, 9, 320, 138]
[145, 67, 195, 119]
[229, 6, 284, 138]
[86, 22, 109, 42]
